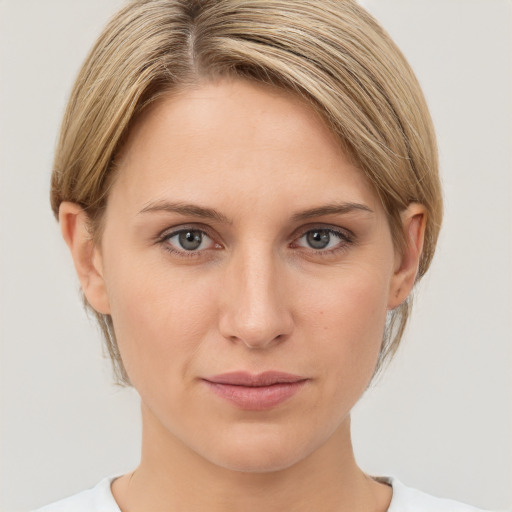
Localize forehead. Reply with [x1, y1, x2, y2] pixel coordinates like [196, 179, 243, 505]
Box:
[111, 79, 380, 218]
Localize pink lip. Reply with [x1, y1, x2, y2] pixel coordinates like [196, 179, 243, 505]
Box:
[203, 371, 308, 411]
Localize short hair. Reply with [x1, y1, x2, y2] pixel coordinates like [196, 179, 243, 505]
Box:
[51, 0, 443, 385]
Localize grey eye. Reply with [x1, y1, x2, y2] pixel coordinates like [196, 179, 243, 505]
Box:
[178, 230, 204, 250]
[162, 228, 217, 256]
[306, 229, 331, 249]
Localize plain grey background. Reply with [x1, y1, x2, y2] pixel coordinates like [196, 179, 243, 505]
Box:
[0, 1, 511, 511]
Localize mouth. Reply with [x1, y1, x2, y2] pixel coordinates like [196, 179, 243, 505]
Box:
[202, 371, 309, 411]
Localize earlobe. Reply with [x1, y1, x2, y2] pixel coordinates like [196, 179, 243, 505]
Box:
[59, 202, 111, 314]
[388, 204, 426, 310]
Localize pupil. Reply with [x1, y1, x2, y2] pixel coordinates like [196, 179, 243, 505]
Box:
[307, 230, 330, 249]
[179, 230, 202, 250]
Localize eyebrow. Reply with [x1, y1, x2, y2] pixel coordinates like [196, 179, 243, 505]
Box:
[139, 200, 231, 224]
[138, 200, 372, 223]
[291, 202, 373, 222]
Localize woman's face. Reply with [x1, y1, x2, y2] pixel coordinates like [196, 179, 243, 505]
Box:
[82, 80, 407, 472]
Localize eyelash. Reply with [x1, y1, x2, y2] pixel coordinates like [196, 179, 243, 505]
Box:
[156, 224, 354, 259]
[291, 227, 354, 257]
[157, 225, 219, 259]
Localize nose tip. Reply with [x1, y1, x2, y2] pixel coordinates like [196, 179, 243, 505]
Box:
[224, 314, 289, 349]
[218, 255, 293, 349]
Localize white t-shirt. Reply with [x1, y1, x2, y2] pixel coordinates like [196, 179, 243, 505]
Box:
[34, 475, 491, 512]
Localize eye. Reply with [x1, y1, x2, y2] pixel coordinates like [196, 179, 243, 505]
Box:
[163, 229, 216, 253]
[295, 228, 351, 251]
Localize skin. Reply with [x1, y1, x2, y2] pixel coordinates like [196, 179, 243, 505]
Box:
[61, 79, 425, 512]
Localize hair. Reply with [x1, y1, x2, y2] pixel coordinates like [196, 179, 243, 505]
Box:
[51, 0, 442, 385]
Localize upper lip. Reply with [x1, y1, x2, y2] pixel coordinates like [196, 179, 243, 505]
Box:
[204, 371, 307, 387]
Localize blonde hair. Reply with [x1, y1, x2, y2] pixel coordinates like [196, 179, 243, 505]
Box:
[51, 0, 442, 385]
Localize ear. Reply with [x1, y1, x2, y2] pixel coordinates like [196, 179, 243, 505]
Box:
[59, 202, 111, 314]
[388, 203, 426, 310]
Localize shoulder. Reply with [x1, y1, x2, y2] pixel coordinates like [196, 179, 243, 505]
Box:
[33, 474, 494, 512]
[33, 476, 121, 512]
[385, 477, 493, 512]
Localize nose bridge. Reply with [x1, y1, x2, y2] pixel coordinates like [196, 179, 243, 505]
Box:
[219, 242, 292, 348]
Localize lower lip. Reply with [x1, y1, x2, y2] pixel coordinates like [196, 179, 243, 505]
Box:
[204, 380, 307, 411]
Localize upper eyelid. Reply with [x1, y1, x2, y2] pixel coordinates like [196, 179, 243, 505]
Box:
[157, 223, 216, 241]
[292, 229, 352, 250]
[291, 223, 354, 241]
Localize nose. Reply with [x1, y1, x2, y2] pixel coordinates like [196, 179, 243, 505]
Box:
[218, 249, 294, 349]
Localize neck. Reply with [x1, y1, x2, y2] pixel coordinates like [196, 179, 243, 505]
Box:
[112, 405, 391, 512]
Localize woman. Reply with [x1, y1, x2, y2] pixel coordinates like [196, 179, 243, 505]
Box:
[36, 1, 489, 510]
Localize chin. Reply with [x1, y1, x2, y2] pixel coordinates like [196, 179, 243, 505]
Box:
[210, 448, 305, 474]
[198, 426, 317, 474]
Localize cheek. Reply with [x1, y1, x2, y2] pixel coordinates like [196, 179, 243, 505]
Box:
[303, 266, 390, 343]
[103, 253, 219, 387]
[300, 266, 391, 386]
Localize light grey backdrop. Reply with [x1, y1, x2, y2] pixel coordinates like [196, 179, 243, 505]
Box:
[0, 1, 510, 511]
